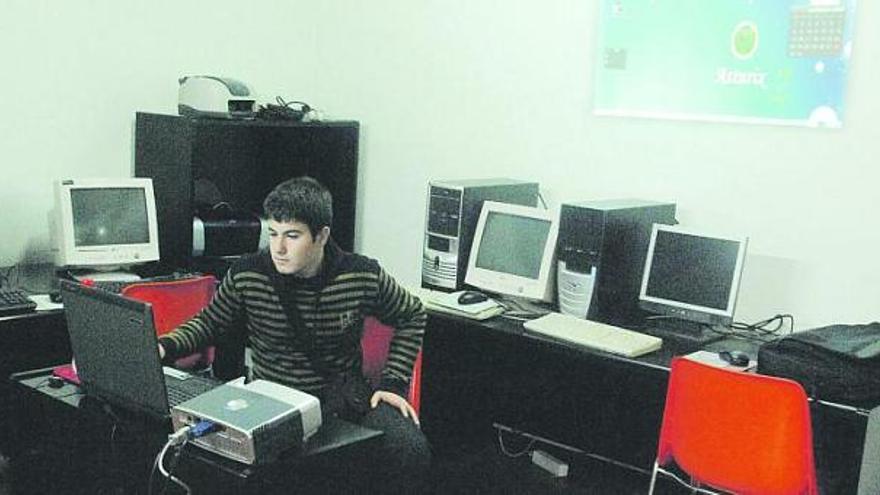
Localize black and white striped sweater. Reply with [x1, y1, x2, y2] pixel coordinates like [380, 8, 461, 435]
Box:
[159, 242, 426, 396]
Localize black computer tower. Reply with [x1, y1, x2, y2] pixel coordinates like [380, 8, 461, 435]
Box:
[557, 199, 676, 324]
[422, 178, 539, 291]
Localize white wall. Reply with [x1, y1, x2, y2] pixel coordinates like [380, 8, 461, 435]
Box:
[2, 1, 878, 330]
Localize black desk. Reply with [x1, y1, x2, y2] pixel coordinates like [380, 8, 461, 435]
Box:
[9, 367, 382, 494]
[419, 312, 875, 495]
[0, 310, 70, 453]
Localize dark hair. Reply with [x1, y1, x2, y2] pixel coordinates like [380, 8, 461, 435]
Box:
[263, 176, 333, 237]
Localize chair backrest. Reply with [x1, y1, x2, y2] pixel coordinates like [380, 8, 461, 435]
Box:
[361, 316, 422, 414]
[121, 275, 218, 369]
[657, 357, 818, 495]
[121, 275, 217, 334]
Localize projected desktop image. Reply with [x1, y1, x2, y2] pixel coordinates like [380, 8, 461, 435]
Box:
[464, 201, 559, 306]
[52, 178, 160, 282]
[638, 224, 748, 345]
[594, 0, 857, 127]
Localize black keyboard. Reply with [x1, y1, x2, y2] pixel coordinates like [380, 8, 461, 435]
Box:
[0, 289, 38, 317]
[165, 372, 219, 406]
[92, 272, 203, 294]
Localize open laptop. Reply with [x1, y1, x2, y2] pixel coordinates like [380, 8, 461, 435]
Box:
[60, 279, 219, 420]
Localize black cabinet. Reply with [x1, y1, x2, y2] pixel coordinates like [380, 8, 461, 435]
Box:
[134, 113, 359, 271]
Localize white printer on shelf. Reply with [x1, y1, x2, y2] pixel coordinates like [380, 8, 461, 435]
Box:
[178, 75, 256, 119]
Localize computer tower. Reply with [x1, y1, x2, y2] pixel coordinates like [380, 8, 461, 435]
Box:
[422, 178, 539, 291]
[557, 199, 676, 324]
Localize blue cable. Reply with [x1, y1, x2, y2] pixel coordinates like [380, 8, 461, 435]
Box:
[188, 420, 218, 438]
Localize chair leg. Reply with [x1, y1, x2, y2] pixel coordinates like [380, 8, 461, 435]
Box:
[648, 460, 660, 495]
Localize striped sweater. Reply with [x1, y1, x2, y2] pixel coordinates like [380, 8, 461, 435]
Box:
[159, 242, 426, 396]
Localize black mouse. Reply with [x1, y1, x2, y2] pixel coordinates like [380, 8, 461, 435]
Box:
[47, 375, 65, 389]
[457, 291, 488, 305]
[49, 290, 62, 304]
[719, 350, 751, 367]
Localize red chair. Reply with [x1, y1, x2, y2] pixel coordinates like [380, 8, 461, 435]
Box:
[649, 357, 818, 495]
[361, 316, 423, 414]
[121, 275, 218, 370]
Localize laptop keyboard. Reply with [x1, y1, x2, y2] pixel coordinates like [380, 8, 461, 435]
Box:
[165, 372, 219, 407]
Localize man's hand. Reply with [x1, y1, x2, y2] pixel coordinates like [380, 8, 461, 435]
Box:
[370, 390, 420, 426]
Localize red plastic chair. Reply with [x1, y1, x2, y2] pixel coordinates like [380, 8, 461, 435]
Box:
[121, 275, 218, 370]
[361, 316, 423, 414]
[649, 357, 818, 495]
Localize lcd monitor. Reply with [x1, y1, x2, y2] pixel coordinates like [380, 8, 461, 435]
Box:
[53, 178, 160, 278]
[465, 201, 559, 303]
[639, 224, 748, 327]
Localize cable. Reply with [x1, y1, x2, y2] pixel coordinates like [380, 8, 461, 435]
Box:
[153, 426, 193, 495]
[149, 420, 218, 495]
[497, 428, 536, 458]
[536, 192, 548, 210]
[731, 313, 795, 336]
[257, 97, 313, 121]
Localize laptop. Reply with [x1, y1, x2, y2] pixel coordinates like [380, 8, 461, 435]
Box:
[60, 279, 219, 419]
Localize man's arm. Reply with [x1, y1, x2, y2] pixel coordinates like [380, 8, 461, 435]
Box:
[370, 267, 427, 397]
[158, 273, 244, 362]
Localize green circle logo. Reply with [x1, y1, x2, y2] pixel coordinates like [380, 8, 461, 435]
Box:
[732, 21, 759, 59]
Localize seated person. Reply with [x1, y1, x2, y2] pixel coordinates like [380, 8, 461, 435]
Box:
[158, 176, 430, 492]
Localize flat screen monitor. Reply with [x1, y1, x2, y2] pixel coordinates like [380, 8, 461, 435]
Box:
[53, 178, 160, 273]
[465, 201, 559, 303]
[638, 224, 748, 326]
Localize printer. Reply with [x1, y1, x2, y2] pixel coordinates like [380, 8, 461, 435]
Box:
[178, 75, 256, 119]
[171, 378, 322, 465]
[192, 210, 269, 257]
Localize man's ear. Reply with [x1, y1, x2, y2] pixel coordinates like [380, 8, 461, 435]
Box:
[316, 226, 331, 246]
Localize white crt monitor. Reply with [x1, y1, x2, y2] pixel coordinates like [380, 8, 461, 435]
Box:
[638, 224, 748, 326]
[465, 201, 559, 303]
[53, 178, 160, 270]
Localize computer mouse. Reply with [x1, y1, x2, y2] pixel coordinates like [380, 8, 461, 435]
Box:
[47, 375, 65, 389]
[49, 290, 62, 304]
[718, 350, 751, 367]
[457, 291, 489, 305]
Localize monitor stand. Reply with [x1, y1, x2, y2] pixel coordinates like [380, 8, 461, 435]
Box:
[640, 317, 725, 346]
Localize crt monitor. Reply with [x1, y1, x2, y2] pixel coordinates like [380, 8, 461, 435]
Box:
[638, 224, 748, 326]
[53, 178, 160, 275]
[464, 201, 559, 303]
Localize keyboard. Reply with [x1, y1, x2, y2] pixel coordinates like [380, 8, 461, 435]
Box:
[0, 289, 38, 317]
[164, 368, 219, 407]
[91, 272, 203, 294]
[524, 312, 662, 358]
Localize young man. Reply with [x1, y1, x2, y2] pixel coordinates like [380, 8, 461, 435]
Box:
[158, 176, 430, 491]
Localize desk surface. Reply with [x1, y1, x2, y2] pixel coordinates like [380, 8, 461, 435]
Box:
[10, 367, 383, 493]
[421, 310, 873, 495]
[12, 367, 382, 456]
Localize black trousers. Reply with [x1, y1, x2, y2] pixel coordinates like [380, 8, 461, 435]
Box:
[293, 402, 432, 494]
[356, 402, 432, 494]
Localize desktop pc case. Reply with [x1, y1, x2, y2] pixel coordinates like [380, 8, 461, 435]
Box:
[422, 178, 538, 291]
[557, 199, 676, 324]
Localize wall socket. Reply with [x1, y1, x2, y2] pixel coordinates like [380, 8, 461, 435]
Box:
[530, 449, 569, 478]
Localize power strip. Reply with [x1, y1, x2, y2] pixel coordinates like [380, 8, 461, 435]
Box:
[531, 449, 569, 478]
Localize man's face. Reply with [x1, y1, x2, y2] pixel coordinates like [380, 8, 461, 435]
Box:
[267, 219, 329, 277]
